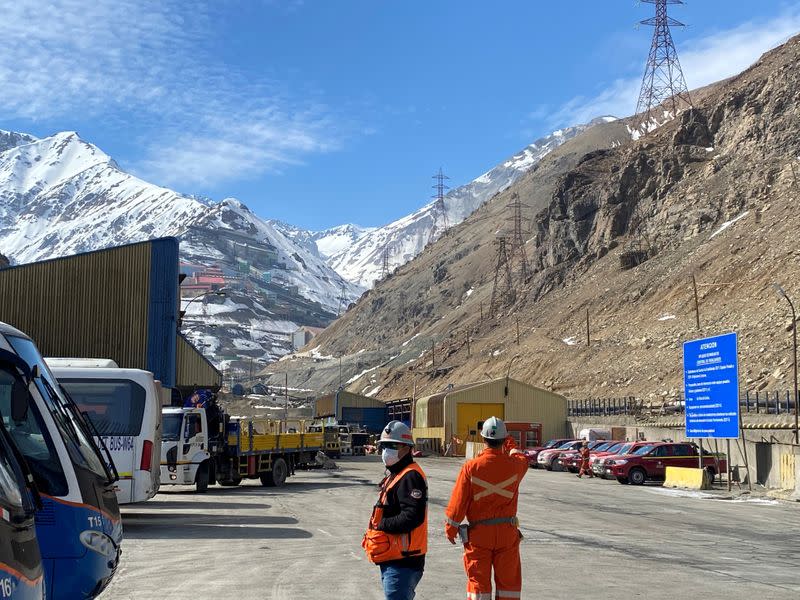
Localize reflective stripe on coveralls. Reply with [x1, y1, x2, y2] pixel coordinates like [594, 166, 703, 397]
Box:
[445, 441, 529, 599]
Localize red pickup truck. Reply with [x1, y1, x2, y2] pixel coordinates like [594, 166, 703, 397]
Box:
[557, 440, 614, 473]
[604, 442, 727, 485]
[524, 438, 573, 468]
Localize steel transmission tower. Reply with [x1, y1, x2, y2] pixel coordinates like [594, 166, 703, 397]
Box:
[380, 246, 390, 280]
[431, 168, 450, 238]
[634, 0, 693, 135]
[507, 193, 529, 283]
[490, 237, 515, 318]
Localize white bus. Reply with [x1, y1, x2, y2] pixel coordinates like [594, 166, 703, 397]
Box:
[48, 361, 163, 504]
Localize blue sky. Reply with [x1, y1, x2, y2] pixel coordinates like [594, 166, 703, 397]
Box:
[2, 1, 799, 231]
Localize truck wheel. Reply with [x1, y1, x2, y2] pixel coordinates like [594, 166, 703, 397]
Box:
[706, 467, 716, 480]
[260, 458, 288, 487]
[628, 467, 646, 485]
[545, 460, 554, 471]
[616, 476, 629, 484]
[219, 477, 242, 487]
[196, 462, 210, 493]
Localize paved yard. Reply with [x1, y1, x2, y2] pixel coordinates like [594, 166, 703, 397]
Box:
[103, 456, 800, 599]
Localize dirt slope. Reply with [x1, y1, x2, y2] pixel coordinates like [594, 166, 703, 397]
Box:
[266, 34, 800, 405]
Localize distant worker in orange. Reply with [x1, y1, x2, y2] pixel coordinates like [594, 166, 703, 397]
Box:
[577, 440, 594, 478]
[444, 416, 528, 600]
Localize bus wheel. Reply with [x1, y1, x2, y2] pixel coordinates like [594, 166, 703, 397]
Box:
[196, 462, 210, 493]
[260, 458, 288, 487]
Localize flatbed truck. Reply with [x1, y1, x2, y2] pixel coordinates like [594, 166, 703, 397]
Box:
[160, 403, 323, 492]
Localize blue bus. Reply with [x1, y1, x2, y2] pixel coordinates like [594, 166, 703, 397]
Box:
[0, 402, 44, 600]
[0, 323, 122, 599]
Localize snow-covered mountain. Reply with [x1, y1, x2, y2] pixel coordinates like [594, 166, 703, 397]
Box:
[0, 129, 363, 371]
[269, 221, 375, 260]
[313, 118, 615, 287]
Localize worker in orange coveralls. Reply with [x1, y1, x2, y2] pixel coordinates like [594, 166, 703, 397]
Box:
[577, 440, 594, 478]
[444, 416, 528, 600]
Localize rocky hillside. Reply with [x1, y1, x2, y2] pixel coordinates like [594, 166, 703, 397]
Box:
[266, 34, 800, 406]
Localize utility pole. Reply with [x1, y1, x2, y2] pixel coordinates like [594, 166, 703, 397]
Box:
[692, 274, 701, 330]
[466, 331, 471, 356]
[586, 309, 590, 347]
[431, 168, 450, 239]
[431, 341, 436, 367]
[634, 0, 693, 135]
[338, 356, 342, 388]
[773, 284, 799, 445]
[516, 316, 520, 345]
[284, 371, 289, 423]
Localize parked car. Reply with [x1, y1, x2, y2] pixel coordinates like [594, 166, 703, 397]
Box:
[592, 441, 651, 478]
[524, 438, 573, 468]
[557, 440, 610, 473]
[537, 440, 583, 470]
[605, 442, 727, 485]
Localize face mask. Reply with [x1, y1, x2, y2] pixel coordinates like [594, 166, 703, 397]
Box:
[381, 448, 400, 467]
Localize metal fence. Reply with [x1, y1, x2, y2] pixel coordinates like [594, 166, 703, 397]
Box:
[568, 390, 799, 418]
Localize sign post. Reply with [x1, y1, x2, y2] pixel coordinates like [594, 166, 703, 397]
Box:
[683, 332, 740, 488]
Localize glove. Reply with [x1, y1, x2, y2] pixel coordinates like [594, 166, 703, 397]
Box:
[503, 435, 518, 453]
[445, 522, 458, 545]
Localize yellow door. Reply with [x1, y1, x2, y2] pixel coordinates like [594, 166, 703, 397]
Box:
[456, 403, 504, 455]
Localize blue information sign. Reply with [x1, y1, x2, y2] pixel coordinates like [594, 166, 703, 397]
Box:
[683, 332, 740, 439]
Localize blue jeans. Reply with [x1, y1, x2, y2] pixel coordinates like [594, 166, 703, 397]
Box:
[379, 564, 423, 600]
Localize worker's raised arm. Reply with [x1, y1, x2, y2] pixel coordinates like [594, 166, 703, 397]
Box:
[505, 436, 529, 478]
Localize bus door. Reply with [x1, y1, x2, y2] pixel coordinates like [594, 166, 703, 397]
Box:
[0, 403, 44, 600]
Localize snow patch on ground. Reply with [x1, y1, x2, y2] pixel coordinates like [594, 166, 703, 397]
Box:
[657, 314, 676, 321]
[402, 333, 421, 347]
[562, 336, 577, 346]
[347, 366, 378, 384]
[710, 212, 749, 239]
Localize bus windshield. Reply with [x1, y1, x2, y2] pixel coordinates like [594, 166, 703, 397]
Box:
[0, 367, 68, 497]
[6, 336, 109, 480]
[162, 413, 183, 441]
[59, 379, 147, 436]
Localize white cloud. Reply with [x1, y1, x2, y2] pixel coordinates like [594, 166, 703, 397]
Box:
[545, 8, 800, 128]
[0, 0, 344, 188]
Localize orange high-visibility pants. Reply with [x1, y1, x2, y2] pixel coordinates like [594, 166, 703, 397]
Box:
[463, 537, 521, 599]
[579, 460, 593, 477]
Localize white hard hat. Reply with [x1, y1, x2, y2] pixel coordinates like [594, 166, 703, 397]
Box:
[379, 420, 414, 446]
[481, 416, 507, 440]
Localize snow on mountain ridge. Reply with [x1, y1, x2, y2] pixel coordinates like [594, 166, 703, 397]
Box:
[324, 119, 613, 287]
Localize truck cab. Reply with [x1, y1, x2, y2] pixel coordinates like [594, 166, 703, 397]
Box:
[160, 407, 213, 492]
